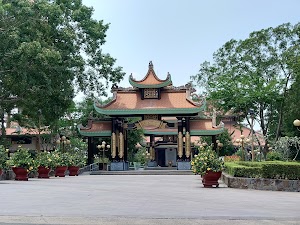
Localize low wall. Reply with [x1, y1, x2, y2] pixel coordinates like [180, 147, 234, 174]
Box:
[222, 172, 300, 192]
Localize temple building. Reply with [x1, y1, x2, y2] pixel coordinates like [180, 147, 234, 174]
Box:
[78, 61, 224, 170]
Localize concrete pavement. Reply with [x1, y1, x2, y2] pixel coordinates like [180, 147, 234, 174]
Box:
[0, 174, 299, 224]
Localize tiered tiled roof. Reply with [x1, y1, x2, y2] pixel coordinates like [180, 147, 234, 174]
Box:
[129, 61, 172, 88]
[78, 120, 112, 137]
[95, 61, 205, 115]
[189, 119, 224, 135]
[95, 89, 205, 115]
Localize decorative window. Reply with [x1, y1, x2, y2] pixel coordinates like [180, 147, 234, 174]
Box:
[144, 88, 158, 99]
[144, 114, 158, 120]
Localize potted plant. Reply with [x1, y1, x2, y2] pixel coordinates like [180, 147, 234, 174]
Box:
[191, 146, 225, 187]
[68, 152, 86, 176]
[53, 151, 71, 177]
[133, 147, 149, 170]
[35, 151, 56, 178]
[94, 155, 110, 171]
[8, 146, 35, 181]
[0, 146, 9, 176]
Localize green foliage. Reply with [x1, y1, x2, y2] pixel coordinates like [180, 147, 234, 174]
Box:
[126, 118, 145, 162]
[225, 161, 300, 180]
[261, 162, 300, 180]
[192, 146, 224, 176]
[274, 136, 300, 160]
[0, 0, 125, 129]
[52, 151, 71, 167]
[191, 22, 300, 141]
[8, 147, 35, 170]
[94, 155, 110, 164]
[133, 147, 149, 165]
[199, 129, 235, 156]
[280, 73, 300, 137]
[225, 162, 262, 178]
[266, 151, 284, 161]
[0, 145, 9, 169]
[35, 151, 56, 169]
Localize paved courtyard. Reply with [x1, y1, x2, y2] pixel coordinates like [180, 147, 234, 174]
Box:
[0, 174, 299, 225]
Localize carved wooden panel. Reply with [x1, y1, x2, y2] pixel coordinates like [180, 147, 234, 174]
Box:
[144, 88, 158, 99]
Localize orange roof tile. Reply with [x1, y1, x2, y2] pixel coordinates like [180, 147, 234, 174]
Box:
[129, 61, 172, 88]
[80, 121, 111, 132]
[5, 127, 49, 136]
[101, 91, 199, 110]
[190, 120, 215, 131]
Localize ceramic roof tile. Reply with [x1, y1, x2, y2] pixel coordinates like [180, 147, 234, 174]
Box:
[103, 91, 198, 110]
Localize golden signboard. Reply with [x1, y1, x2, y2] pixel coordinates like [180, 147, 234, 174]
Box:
[136, 119, 166, 130]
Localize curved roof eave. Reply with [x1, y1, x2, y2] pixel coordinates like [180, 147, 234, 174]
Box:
[94, 107, 204, 116]
[129, 78, 172, 88]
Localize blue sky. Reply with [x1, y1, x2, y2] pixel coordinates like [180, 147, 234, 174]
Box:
[81, 0, 300, 92]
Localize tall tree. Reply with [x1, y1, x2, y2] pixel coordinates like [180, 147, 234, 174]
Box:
[191, 23, 300, 152]
[0, 0, 125, 136]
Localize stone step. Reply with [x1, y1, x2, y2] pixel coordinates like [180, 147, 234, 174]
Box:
[90, 170, 193, 175]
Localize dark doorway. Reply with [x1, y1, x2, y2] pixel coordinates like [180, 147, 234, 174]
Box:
[157, 149, 166, 167]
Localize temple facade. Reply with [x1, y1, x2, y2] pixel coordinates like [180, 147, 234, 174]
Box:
[78, 61, 224, 170]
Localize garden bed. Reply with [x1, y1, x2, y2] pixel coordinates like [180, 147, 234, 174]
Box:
[222, 172, 300, 192]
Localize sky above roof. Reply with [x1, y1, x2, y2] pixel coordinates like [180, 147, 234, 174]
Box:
[80, 0, 300, 93]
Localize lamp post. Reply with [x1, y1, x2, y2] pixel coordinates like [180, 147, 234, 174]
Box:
[235, 135, 250, 161]
[216, 140, 223, 157]
[56, 136, 71, 152]
[249, 109, 255, 161]
[293, 119, 300, 131]
[97, 141, 110, 171]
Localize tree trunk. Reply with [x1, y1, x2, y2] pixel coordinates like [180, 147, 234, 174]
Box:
[275, 73, 291, 141]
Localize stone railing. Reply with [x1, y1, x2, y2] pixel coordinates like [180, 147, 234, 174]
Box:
[222, 172, 300, 192]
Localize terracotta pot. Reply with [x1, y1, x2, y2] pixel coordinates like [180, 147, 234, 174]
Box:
[12, 167, 29, 181]
[202, 171, 222, 188]
[0, 169, 2, 176]
[38, 166, 51, 178]
[55, 166, 68, 177]
[68, 166, 80, 176]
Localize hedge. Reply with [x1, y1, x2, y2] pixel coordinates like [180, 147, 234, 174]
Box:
[224, 161, 300, 180]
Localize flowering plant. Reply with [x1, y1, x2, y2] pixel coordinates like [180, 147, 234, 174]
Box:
[0, 145, 9, 169]
[52, 151, 71, 167]
[35, 151, 56, 169]
[191, 146, 224, 176]
[8, 146, 35, 171]
[68, 151, 86, 167]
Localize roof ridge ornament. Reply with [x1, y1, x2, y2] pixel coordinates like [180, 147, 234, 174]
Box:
[149, 61, 153, 69]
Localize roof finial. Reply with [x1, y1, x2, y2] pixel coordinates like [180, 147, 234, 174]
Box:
[149, 61, 153, 69]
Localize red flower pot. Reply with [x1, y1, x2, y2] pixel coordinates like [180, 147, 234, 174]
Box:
[202, 171, 222, 188]
[12, 167, 29, 181]
[38, 166, 51, 178]
[0, 169, 2, 176]
[68, 166, 80, 176]
[55, 166, 68, 177]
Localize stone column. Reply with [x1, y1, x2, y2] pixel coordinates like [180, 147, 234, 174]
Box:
[177, 118, 183, 158]
[87, 137, 94, 165]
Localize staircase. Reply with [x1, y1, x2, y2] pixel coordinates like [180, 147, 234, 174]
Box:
[90, 167, 193, 175]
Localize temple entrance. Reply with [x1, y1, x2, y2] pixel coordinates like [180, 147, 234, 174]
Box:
[165, 148, 177, 167]
[157, 150, 165, 167]
[78, 62, 224, 170]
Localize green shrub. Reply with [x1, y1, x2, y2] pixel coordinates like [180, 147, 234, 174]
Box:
[225, 162, 262, 178]
[266, 151, 283, 161]
[261, 162, 300, 180]
[0, 145, 9, 169]
[225, 161, 300, 180]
